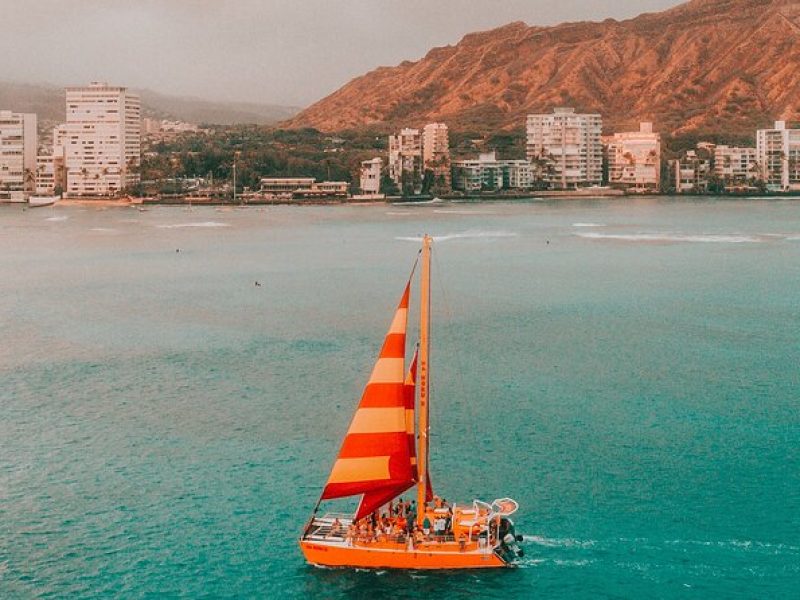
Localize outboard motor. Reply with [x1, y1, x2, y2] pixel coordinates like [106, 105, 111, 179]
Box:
[498, 518, 524, 560]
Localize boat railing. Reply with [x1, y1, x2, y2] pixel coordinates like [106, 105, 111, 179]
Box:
[303, 512, 353, 541]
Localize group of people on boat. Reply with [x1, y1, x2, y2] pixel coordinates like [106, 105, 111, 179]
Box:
[326, 495, 461, 547]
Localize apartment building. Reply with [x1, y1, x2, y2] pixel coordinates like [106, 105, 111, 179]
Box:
[0, 110, 37, 202]
[422, 122, 451, 191]
[359, 157, 382, 196]
[452, 152, 533, 192]
[713, 145, 757, 190]
[605, 122, 661, 192]
[388, 128, 422, 191]
[668, 150, 711, 193]
[756, 121, 800, 192]
[62, 82, 141, 197]
[35, 125, 68, 195]
[526, 107, 602, 189]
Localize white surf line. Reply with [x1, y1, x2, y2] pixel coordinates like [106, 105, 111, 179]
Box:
[575, 232, 762, 243]
[396, 230, 518, 243]
[156, 221, 230, 229]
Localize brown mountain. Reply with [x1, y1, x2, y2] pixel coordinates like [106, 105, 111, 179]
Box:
[286, 0, 800, 136]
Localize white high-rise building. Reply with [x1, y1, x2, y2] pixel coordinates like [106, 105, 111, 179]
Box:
[714, 145, 758, 189]
[526, 107, 603, 189]
[422, 123, 451, 190]
[63, 82, 141, 197]
[388, 128, 422, 191]
[605, 122, 661, 192]
[756, 121, 800, 192]
[359, 157, 383, 196]
[0, 110, 37, 202]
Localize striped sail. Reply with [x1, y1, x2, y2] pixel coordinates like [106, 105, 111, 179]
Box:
[322, 282, 416, 520]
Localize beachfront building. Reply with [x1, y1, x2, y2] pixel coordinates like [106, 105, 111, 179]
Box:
[62, 82, 141, 197]
[604, 122, 660, 192]
[422, 123, 451, 191]
[388, 128, 422, 193]
[526, 107, 602, 190]
[756, 121, 800, 192]
[0, 110, 37, 202]
[35, 125, 68, 195]
[259, 177, 348, 198]
[451, 152, 533, 193]
[359, 157, 383, 196]
[668, 150, 711, 194]
[713, 145, 758, 191]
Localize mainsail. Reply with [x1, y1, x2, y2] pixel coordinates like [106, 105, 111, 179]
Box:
[321, 281, 416, 520]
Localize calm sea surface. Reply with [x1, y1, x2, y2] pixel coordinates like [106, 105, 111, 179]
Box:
[1, 198, 799, 598]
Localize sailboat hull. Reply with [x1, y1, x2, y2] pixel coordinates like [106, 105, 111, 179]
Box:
[299, 539, 509, 570]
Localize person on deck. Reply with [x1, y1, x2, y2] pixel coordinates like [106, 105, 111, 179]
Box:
[422, 515, 432, 538]
[326, 518, 341, 539]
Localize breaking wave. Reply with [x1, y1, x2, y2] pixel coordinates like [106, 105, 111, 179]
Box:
[390, 198, 444, 206]
[396, 230, 518, 243]
[572, 222, 606, 227]
[433, 209, 497, 215]
[575, 232, 762, 243]
[157, 221, 230, 229]
[44, 216, 68, 222]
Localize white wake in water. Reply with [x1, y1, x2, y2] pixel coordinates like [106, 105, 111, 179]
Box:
[522, 535, 596, 549]
[396, 230, 518, 243]
[44, 216, 68, 222]
[572, 222, 606, 227]
[575, 232, 762, 243]
[157, 221, 230, 229]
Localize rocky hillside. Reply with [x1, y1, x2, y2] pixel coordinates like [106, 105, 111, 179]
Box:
[286, 0, 800, 136]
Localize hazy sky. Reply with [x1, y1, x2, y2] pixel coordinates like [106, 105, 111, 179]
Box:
[3, 0, 683, 107]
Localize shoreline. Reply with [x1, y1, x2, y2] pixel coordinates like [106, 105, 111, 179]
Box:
[3, 193, 799, 211]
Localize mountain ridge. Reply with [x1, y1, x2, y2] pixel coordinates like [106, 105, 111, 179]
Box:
[0, 81, 300, 126]
[285, 0, 800, 135]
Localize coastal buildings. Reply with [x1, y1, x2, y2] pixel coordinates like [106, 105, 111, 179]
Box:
[0, 110, 37, 202]
[451, 152, 533, 192]
[713, 145, 757, 190]
[668, 150, 711, 194]
[388, 128, 422, 192]
[359, 157, 383, 196]
[61, 82, 141, 197]
[422, 123, 451, 191]
[526, 107, 602, 190]
[259, 177, 348, 198]
[756, 121, 800, 192]
[604, 122, 661, 192]
[35, 126, 67, 195]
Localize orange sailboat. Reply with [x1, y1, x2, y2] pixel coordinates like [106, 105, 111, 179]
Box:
[300, 235, 523, 570]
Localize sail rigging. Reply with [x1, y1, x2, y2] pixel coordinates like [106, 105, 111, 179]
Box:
[321, 280, 416, 520]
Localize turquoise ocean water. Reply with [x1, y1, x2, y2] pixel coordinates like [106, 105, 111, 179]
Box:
[1, 198, 798, 598]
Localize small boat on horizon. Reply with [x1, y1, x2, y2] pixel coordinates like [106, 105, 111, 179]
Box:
[299, 235, 524, 570]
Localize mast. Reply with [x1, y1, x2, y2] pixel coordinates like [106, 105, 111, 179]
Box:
[417, 234, 432, 525]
